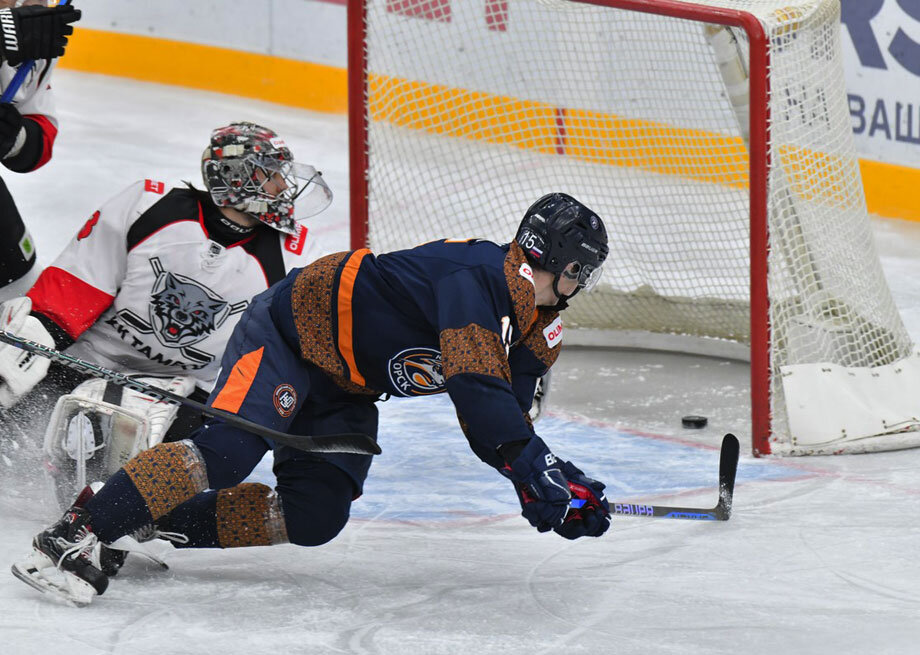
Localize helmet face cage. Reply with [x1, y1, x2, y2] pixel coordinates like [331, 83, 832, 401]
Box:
[516, 193, 609, 296]
[202, 122, 332, 234]
[561, 260, 603, 292]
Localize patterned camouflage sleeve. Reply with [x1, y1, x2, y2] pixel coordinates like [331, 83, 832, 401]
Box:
[437, 244, 561, 460]
[435, 269, 531, 455]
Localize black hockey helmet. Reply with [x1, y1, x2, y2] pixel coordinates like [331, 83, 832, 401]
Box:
[515, 193, 609, 301]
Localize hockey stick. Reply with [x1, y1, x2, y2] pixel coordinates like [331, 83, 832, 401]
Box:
[0, 0, 72, 104]
[0, 330, 381, 456]
[596, 433, 739, 521]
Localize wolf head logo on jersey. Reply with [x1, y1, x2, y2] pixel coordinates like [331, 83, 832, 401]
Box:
[150, 272, 230, 347]
[388, 347, 446, 396]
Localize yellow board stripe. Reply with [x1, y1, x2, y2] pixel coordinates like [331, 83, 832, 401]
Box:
[58, 28, 920, 222]
[368, 74, 751, 188]
[58, 28, 348, 113]
[859, 159, 920, 223]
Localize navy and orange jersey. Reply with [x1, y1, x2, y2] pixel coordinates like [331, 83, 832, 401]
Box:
[281, 238, 564, 462]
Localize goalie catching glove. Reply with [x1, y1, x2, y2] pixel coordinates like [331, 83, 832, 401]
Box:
[500, 436, 611, 539]
[0, 296, 53, 408]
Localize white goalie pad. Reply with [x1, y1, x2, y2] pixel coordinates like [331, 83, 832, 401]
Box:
[43, 376, 196, 510]
[780, 350, 920, 455]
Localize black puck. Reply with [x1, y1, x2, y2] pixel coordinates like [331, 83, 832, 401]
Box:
[682, 415, 708, 429]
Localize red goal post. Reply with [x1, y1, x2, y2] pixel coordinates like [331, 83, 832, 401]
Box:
[347, 0, 920, 457]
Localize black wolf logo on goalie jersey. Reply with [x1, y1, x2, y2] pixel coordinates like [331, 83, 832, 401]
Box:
[150, 272, 230, 347]
[113, 258, 249, 368]
[388, 347, 445, 396]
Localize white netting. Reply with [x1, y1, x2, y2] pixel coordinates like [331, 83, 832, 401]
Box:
[356, 0, 915, 452]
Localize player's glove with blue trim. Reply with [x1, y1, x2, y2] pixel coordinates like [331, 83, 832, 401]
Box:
[500, 436, 610, 538]
[554, 461, 610, 539]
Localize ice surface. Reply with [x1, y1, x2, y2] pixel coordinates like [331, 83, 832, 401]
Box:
[0, 71, 918, 654]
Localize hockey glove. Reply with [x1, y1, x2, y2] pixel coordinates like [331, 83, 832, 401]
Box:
[500, 436, 576, 533]
[553, 461, 610, 540]
[0, 3, 81, 66]
[0, 296, 53, 408]
[0, 102, 24, 159]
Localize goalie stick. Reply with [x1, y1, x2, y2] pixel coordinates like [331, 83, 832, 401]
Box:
[591, 433, 739, 521]
[0, 330, 381, 456]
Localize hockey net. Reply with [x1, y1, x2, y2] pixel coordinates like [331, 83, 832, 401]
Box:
[348, 0, 920, 456]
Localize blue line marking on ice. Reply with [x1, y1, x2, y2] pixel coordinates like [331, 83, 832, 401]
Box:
[244, 394, 798, 522]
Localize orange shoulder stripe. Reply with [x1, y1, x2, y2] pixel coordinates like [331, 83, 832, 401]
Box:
[337, 249, 371, 387]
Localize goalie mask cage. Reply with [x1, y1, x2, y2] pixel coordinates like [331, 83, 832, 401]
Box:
[348, 0, 920, 456]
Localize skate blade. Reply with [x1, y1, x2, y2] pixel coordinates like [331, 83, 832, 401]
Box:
[108, 535, 170, 570]
[10, 550, 97, 607]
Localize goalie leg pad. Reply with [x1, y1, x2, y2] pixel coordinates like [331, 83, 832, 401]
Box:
[44, 385, 147, 512]
[43, 376, 197, 512]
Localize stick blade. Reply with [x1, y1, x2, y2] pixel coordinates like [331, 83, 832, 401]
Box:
[299, 433, 381, 456]
[715, 433, 740, 519]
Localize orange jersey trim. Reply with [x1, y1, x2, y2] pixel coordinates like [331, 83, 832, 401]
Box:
[337, 249, 371, 386]
[211, 347, 265, 414]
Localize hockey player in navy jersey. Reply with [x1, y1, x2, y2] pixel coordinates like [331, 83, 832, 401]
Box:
[0, 122, 332, 508]
[11, 192, 612, 606]
[0, 0, 81, 300]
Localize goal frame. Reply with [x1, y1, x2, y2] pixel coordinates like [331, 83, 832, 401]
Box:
[347, 0, 775, 455]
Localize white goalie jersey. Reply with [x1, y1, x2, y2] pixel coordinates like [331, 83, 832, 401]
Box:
[1, 58, 57, 122]
[26, 179, 320, 390]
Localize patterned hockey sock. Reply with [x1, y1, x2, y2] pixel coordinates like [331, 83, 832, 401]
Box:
[85, 440, 209, 544]
[158, 483, 289, 548]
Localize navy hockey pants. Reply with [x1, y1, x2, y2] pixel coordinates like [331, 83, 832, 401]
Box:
[179, 282, 379, 546]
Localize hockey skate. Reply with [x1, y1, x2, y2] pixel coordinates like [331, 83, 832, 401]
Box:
[104, 522, 188, 573]
[10, 486, 109, 607]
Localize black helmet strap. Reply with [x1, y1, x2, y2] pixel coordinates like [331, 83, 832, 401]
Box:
[548, 271, 578, 309]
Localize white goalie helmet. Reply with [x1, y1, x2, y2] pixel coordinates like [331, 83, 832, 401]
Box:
[201, 121, 333, 234]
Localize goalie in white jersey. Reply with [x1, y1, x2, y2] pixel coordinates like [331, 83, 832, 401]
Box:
[0, 121, 332, 508]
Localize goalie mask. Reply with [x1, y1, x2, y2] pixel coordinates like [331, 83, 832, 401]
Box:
[515, 193, 609, 303]
[201, 122, 333, 234]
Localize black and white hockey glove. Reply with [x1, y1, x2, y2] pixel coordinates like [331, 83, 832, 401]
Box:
[0, 3, 81, 66]
[500, 436, 611, 539]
